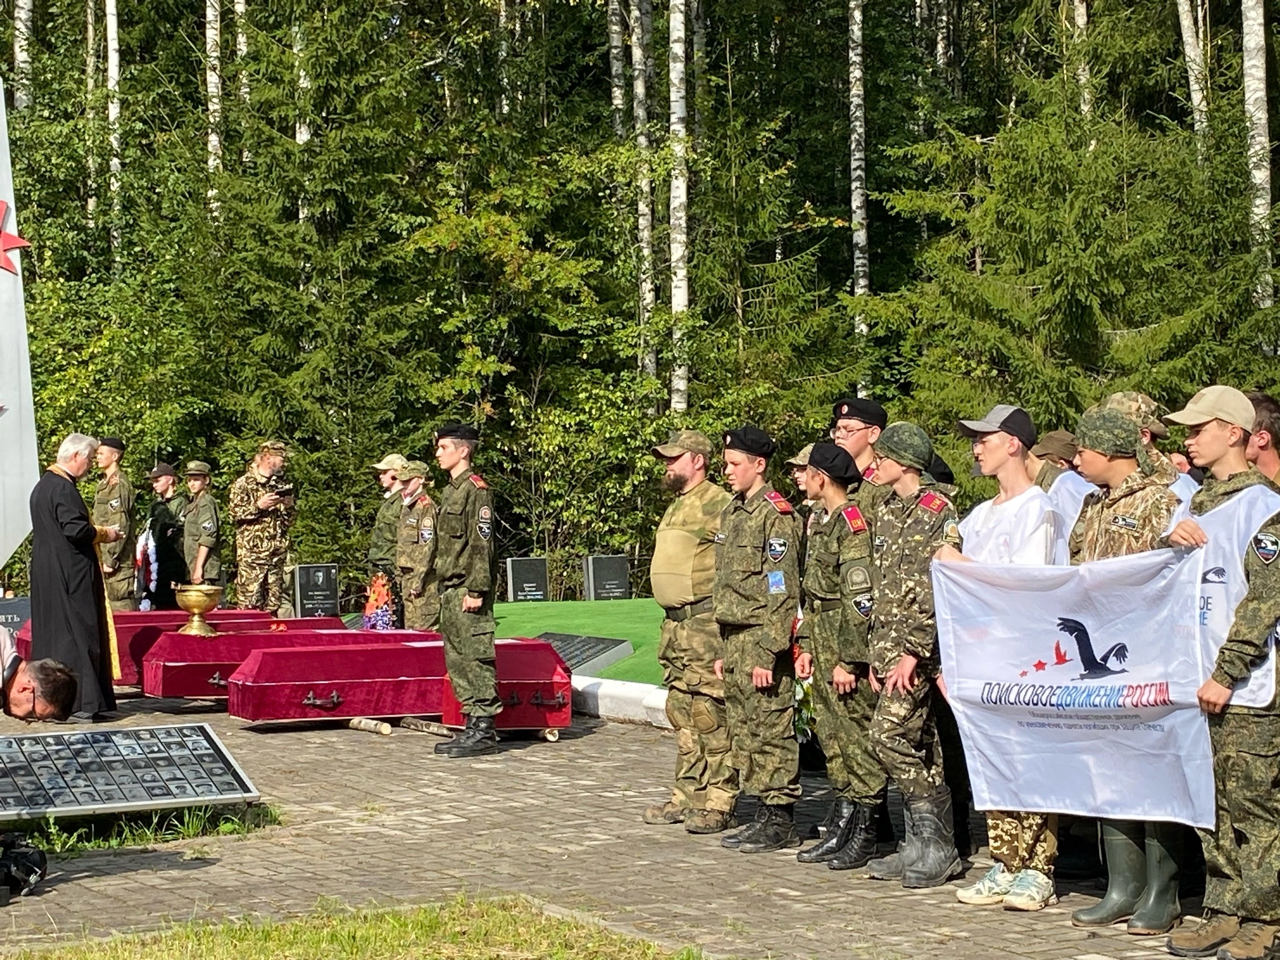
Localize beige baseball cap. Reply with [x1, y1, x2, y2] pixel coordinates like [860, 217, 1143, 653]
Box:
[784, 443, 814, 468]
[1164, 385, 1256, 431]
[652, 430, 713, 458]
[371, 453, 409, 472]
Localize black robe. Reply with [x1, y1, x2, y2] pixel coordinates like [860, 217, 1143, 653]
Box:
[28, 468, 116, 715]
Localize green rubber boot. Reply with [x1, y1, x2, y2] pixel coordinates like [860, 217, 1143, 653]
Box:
[1071, 820, 1146, 927]
[1127, 821, 1182, 935]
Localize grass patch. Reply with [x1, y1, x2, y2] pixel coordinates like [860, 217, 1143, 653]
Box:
[21, 803, 281, 857]
[12, 897, 708, 960]
[496, 598, 664, 685]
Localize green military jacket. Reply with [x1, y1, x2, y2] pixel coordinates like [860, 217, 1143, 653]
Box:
[92, 473, 136, 571]
[183, 489, 222, 582]
[1070, 468, 1178, 564]
[397, 489, 438, 596]
[650, 478, 731, 610]
[149, 492, 188, 585]
[435, 469, 495, 597]
[868, 479, 961, 675]
[712, 483, 800, 665]
[1034, 460, 1064, 493]
[227, 466, 294, 560]
[798, 497, 874, 671]
[367, 490, 403, 569]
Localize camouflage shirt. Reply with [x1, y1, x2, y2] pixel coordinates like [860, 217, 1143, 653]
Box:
[92, 473, 136, 570]
[650, 478, 731, 610]
[799, 498, 874, 669]
[868, 480, 962, 674]
[712, 483, 800, 663]
[367, 490, 403, 569]
[396, 490, 438, 596]
[1034, 460, 1064, 493]
[1187, 470, 1280, 705]
[1070, 468, 1178, 564]
[182, 489, 222, 582]
[435, 469, 495, 597]
[227, 466, 294, 560]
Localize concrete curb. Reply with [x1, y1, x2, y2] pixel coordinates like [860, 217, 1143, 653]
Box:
[570, 675, 671, 729]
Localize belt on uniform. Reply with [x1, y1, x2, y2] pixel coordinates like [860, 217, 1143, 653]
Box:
[664, 598, 714, 623]
[807, 599, 842, 614]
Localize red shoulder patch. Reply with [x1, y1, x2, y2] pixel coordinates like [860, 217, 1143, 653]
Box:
[841, 504, 867, 533]
[862, 464, 877, 482]
[918, 491, 948, 515]
[763, 490, 794, 514]
[467, 474, 488, 489]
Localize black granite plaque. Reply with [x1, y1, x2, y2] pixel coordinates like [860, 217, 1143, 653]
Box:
[294, 564, 340, 618]
[537, 632, 634, 675]
[506, 557, 549, 602]
[0, 723, 258, 821]
[583, 555, 630, 601]
[0, 597, 29, 632]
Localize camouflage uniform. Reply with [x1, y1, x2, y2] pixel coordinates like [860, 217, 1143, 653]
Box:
[228, 464, 294, 613]
[368, 491, 406, 628]
[182, 488, 222, 583]
[868, 477, 961, 799]
[798, 498, 884, 805]
[713, 483, 801, 806]
[436, 469, 500, 717]
[1187, 470, 1280, 924]
[397, 486, 440, 631]
[1033, 460, 1063, 493]
[652, 477, 735, 815]
[93, 473, 137, 611]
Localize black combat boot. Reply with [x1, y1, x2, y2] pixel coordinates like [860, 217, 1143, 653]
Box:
[1071, 820, 1145, 927]
[901, 786, 962, 888]
[739, 804, 801, 854]
[445, 715, 499, 758]
[828, 803, 880, 871]
[720, 801, 766, 849]
[815, 799, 839, 839]
[435, 715, 472, 755]
[798, 799, 856, 863]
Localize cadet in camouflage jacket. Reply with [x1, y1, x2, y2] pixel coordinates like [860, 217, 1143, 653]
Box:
[396, 462, 440, 631]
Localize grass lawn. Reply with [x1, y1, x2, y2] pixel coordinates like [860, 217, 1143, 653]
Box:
[16, 898, 704, 960]
[495, 598, 664, 685]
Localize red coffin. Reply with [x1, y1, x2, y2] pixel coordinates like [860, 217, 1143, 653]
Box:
[441, 638, 572, 733]
[226, 640, 448, 722]
[142, 626, 420, 699]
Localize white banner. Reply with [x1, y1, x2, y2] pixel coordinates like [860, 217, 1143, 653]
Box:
[934, 550, 1215, 828]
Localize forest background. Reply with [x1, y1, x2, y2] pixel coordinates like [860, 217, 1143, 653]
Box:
[3, 0, 1280, 603]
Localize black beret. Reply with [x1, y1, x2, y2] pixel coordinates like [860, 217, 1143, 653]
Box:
[807, 442, 861, 487]
[435, 421, 480, 443]
[99, 437, 126, 452]
[722, 425, 776, 459]
[830, 397, 888, 429]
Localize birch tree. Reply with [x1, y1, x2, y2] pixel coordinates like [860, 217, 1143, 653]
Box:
[1243, 0, 1272, 307]
[607, 0, 626, 139]
[206, 0, 224, 187]
[234, 0, 249, 103]
[1073, 0, 1090, 116]
[86, 0, 97, 222]
[1175, 0, 1208, 144]
[668, 0, 689, 411]
[630, 0, 656, 380]
[848, 0, 869, 302]
[105, 0, 120, 246]
[13, 0, 33, 111]
[498, 0, 511, 116]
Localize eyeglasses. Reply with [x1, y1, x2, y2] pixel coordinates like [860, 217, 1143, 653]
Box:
[830, 423, 872, 440]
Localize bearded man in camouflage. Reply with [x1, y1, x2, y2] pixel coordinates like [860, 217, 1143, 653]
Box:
[644, 430, 735, 834]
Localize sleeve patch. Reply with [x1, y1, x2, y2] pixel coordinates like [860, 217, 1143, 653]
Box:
[844, 565, 870, 590]
[767, 538, 788, 562]
[767, 570, 787, 594]
[853, 593, 873, 619]
[918, 492, 948, 515]
[763, 490, 794, 514]
[841, 504, 867, 533]
[1253, 532, 1279, 564]
[420, 528, 434, 543]
[468, 474, 488, 489]
[477, 521, 492, 540]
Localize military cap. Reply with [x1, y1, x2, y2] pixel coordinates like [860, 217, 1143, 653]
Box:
[399, 460, 428, 480]
[784, 443, 814, 468]
[653, 429, 713, 459]
[435, 421, 481, 443]
[874, 422, 934, 472]
[831, 397, 888, 429]
[722, 425, 776, 459]
[371, 453, 409, 473]
[147, 462, 177, 480]
[258, 440, 288, 456]
[1098, 391, 1169, 439]
[1076, 409, 1142, 458]
[99, 437, 126, 452]
[1164, 385, 1256, 432]
[1031, 430, 1078, 463]
[184, 460, 213, 477]
[927, 452, 955, 485]
[958, 404, 1037, 450]
[807, 442, 860, 486]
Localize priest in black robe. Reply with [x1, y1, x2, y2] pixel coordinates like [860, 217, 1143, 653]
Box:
[28, 433, 122, 719]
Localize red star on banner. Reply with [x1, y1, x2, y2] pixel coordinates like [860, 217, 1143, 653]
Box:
[0, 200, 29, 275]
[1019, 670, 1029, 677]
[1033, 660, 1047, 672]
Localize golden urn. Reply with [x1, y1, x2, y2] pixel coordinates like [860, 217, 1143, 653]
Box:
[174, 584, 223, 637]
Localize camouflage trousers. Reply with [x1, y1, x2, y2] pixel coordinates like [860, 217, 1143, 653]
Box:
[810, 659, 884, 805]
[1199, 710, 1280, 923]
[659, 613, 736, 814]
[235, 555, 286, 614]
[721, 625, 800, 806]
[988, 811, 1058, 874]
[103, 569, 137, 612]
[400, 574, 441, 632]
[439, 585, 501, 718]
[870, 671, 944, 800]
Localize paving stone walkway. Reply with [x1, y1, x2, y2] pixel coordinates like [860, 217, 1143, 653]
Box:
[0, 700, 1193, 960]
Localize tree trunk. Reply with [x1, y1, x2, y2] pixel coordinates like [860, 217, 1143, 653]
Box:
[935, 0, 949, 75]
[234, 0, 249, 103]
[692, 0, 707, 146]
[498, 0, 511, 116]
[1073, 0, 1091, 116]
[206, 0, 223, 187]
[608, 0, 626, 139]
[849, 0, 869, 303]
[86, 0, 98, 225]
[13, 0, 33, 111]
[294, 24, 309, 146]
[1175, 0, 1209, 143]
[1243, 0, 1272, 307]
[630, 0, 657, 381]
[668, 0, 689, 411]
[105, 0, 120, 248]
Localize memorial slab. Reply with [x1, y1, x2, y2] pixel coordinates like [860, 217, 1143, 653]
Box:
[294, 564, 340, 618]
[505, 557, 549, 602]
[536, 631, 634, 675]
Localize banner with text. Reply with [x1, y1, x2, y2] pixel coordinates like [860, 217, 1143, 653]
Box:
[934, 550, 1214, 827]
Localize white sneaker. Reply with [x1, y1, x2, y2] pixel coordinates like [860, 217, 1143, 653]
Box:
[1002, 869, 1057, 911]
[955, 863, 1013, 905]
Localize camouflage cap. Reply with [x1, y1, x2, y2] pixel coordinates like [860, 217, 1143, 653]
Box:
[784, 443, 814, 468]
[184, 460, 212, 477]
[258, 440, 289, 457]
[874, 422, 933, 472]
[652, 429, 713, 459]
[1098, 391, 1169, 439]
[371, 453, 409, 473]
[399, 460, 428, 480]
[1076, 409, 1141, 458]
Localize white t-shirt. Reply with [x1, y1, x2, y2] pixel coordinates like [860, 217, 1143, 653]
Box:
[958, 485, 1059, 565]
